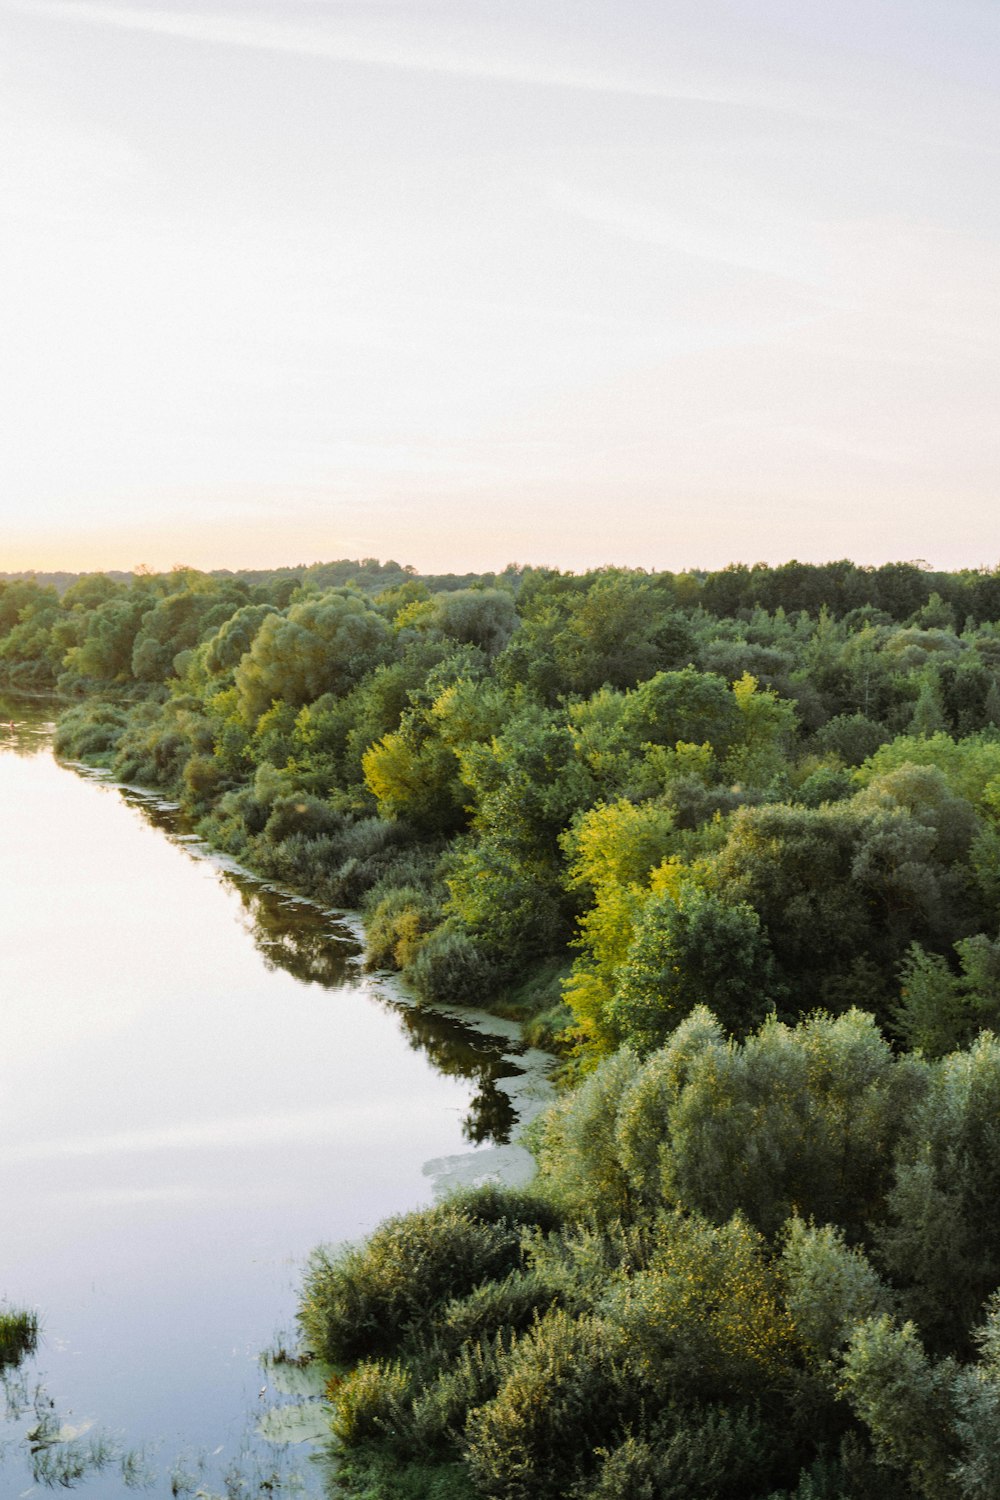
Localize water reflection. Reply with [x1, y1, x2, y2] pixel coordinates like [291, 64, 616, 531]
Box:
[392, 1004, 520, 1145]
[6, 696, 525, 1149]
[121, 787, 519, 1146]
[2, 1344, 330, 1496]
[0, 696, 55, 758]
[0, 698, 547, 1495]
[2, 1358, 157, 1492]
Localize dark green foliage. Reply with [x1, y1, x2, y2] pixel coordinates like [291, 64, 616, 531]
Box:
[543, 1007, 928, 1241]
[299, 1187, 555, 1364]
[620, 666, 741, 754]
[463, 1308, 642, 1499]
[444, 838, 569, 978]
[406, 1333, 515, 1456]
[709, 802, 879, 1005]
[608, 885, 779, 1052]
[538, 1047, 644, 1221]
[408, 588, 519, 658]
[235, 590, 393, 724]
[434, 1266, 572, 1353]
[893, 936, 1000, 1056]
[794, 765, 854, 806]
[202, 602, 279, 677]
[572, 1406, 783, 1500]
[331, 1447, 474, 1500]
[53, 700, 130, 760]
[130, 586, 233, 682]
[877, 1033, 1000, 1357]
[839, 1315, 962, 1497]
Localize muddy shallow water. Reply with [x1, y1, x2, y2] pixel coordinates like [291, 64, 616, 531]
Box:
[0, 703, 553, 1497]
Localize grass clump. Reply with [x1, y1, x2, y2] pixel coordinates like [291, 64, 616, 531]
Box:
[0, 1305, 38, 1368]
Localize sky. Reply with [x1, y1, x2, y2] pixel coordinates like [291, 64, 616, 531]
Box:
[1, 0, 999, 576]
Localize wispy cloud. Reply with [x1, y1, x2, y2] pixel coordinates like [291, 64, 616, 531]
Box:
[549, 181, 829, 290]
[8, 0, 744, 105]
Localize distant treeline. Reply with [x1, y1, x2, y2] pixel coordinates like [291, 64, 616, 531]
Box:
[0, 556, 514, 600]
[4, 553, 1000, 615]
[13, 553, 1000, 1498]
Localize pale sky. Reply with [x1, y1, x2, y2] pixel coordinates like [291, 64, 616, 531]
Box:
[1, 0, 998, 575]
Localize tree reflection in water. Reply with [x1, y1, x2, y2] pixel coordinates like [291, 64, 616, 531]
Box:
[0, 698, 55, 759]
[391, 1002, 519, 1145]
[125, 791, 522, 1147]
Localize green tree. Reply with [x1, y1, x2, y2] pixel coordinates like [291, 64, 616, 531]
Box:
[708, 801, 875, 1004]
[234, 591, 392, 724]
[841, 1316, 959, 1498]
[894, 936, 1000, 1057]
[660, 1009, 924, 1240]
[608, 883, 779, 1052]
[878, 1033, 1000, 1355]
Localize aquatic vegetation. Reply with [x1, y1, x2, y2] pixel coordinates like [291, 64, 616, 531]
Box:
[0, 1306, 37, 1369]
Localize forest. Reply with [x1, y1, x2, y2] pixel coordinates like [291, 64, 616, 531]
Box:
[6, 553, 1000, 1498]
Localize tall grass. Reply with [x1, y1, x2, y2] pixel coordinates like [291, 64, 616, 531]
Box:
[0, 1305, 38, 1368]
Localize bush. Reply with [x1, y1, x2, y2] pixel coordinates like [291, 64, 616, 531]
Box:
[408, 923, 504, 1004]
[408, 1333, 514, 1456]
[570, 1405, 781, 1500]
[436, 1267, 569, 1354]
[364, 885, 441, 970]
[607, 886, 779, 1053]
[299, 1197, 530, 1364]
[463, 1308, 641, 1500]
[603, 1211, 795, 1401]
[261, 794, 344, 845]
[182, 752, 223, 805]
[330, 1358, 414, 1450]
[324, 817, 418, 905]
[795, 766, 854, 807]
[53, 702, 129, 760]
[537, 1048, 643, 1221]
[815, 714, 887, 766]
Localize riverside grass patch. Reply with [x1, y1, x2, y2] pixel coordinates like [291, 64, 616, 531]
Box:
[0, 1305, 38, 1368]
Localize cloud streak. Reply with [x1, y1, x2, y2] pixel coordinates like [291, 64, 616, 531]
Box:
[8, 0, 756, 107]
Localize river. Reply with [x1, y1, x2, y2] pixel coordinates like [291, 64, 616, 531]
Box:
[0, 703, 553, 1497]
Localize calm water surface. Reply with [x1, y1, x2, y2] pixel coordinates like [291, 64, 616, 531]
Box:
[0, 705, 550, 1497]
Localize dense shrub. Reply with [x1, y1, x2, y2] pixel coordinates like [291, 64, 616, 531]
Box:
[407, 1332, 515, 1456]
[53, 701, 129, 760]
[408, 922, 505, 1004]
[364, 884, 441, 969]
[330, 1358, 415, 1450]
[569, 1406, 783, 1500]
[299, 1193, 539, 1363]
[435, 1266, 574, 1354]
[464, 1308, 643, 1500]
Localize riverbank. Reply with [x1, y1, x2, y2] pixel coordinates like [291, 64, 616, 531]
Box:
[0, 717, 554, 1498]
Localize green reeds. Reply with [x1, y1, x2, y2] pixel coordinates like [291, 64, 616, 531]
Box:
[0, 1305, 38, 1369]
